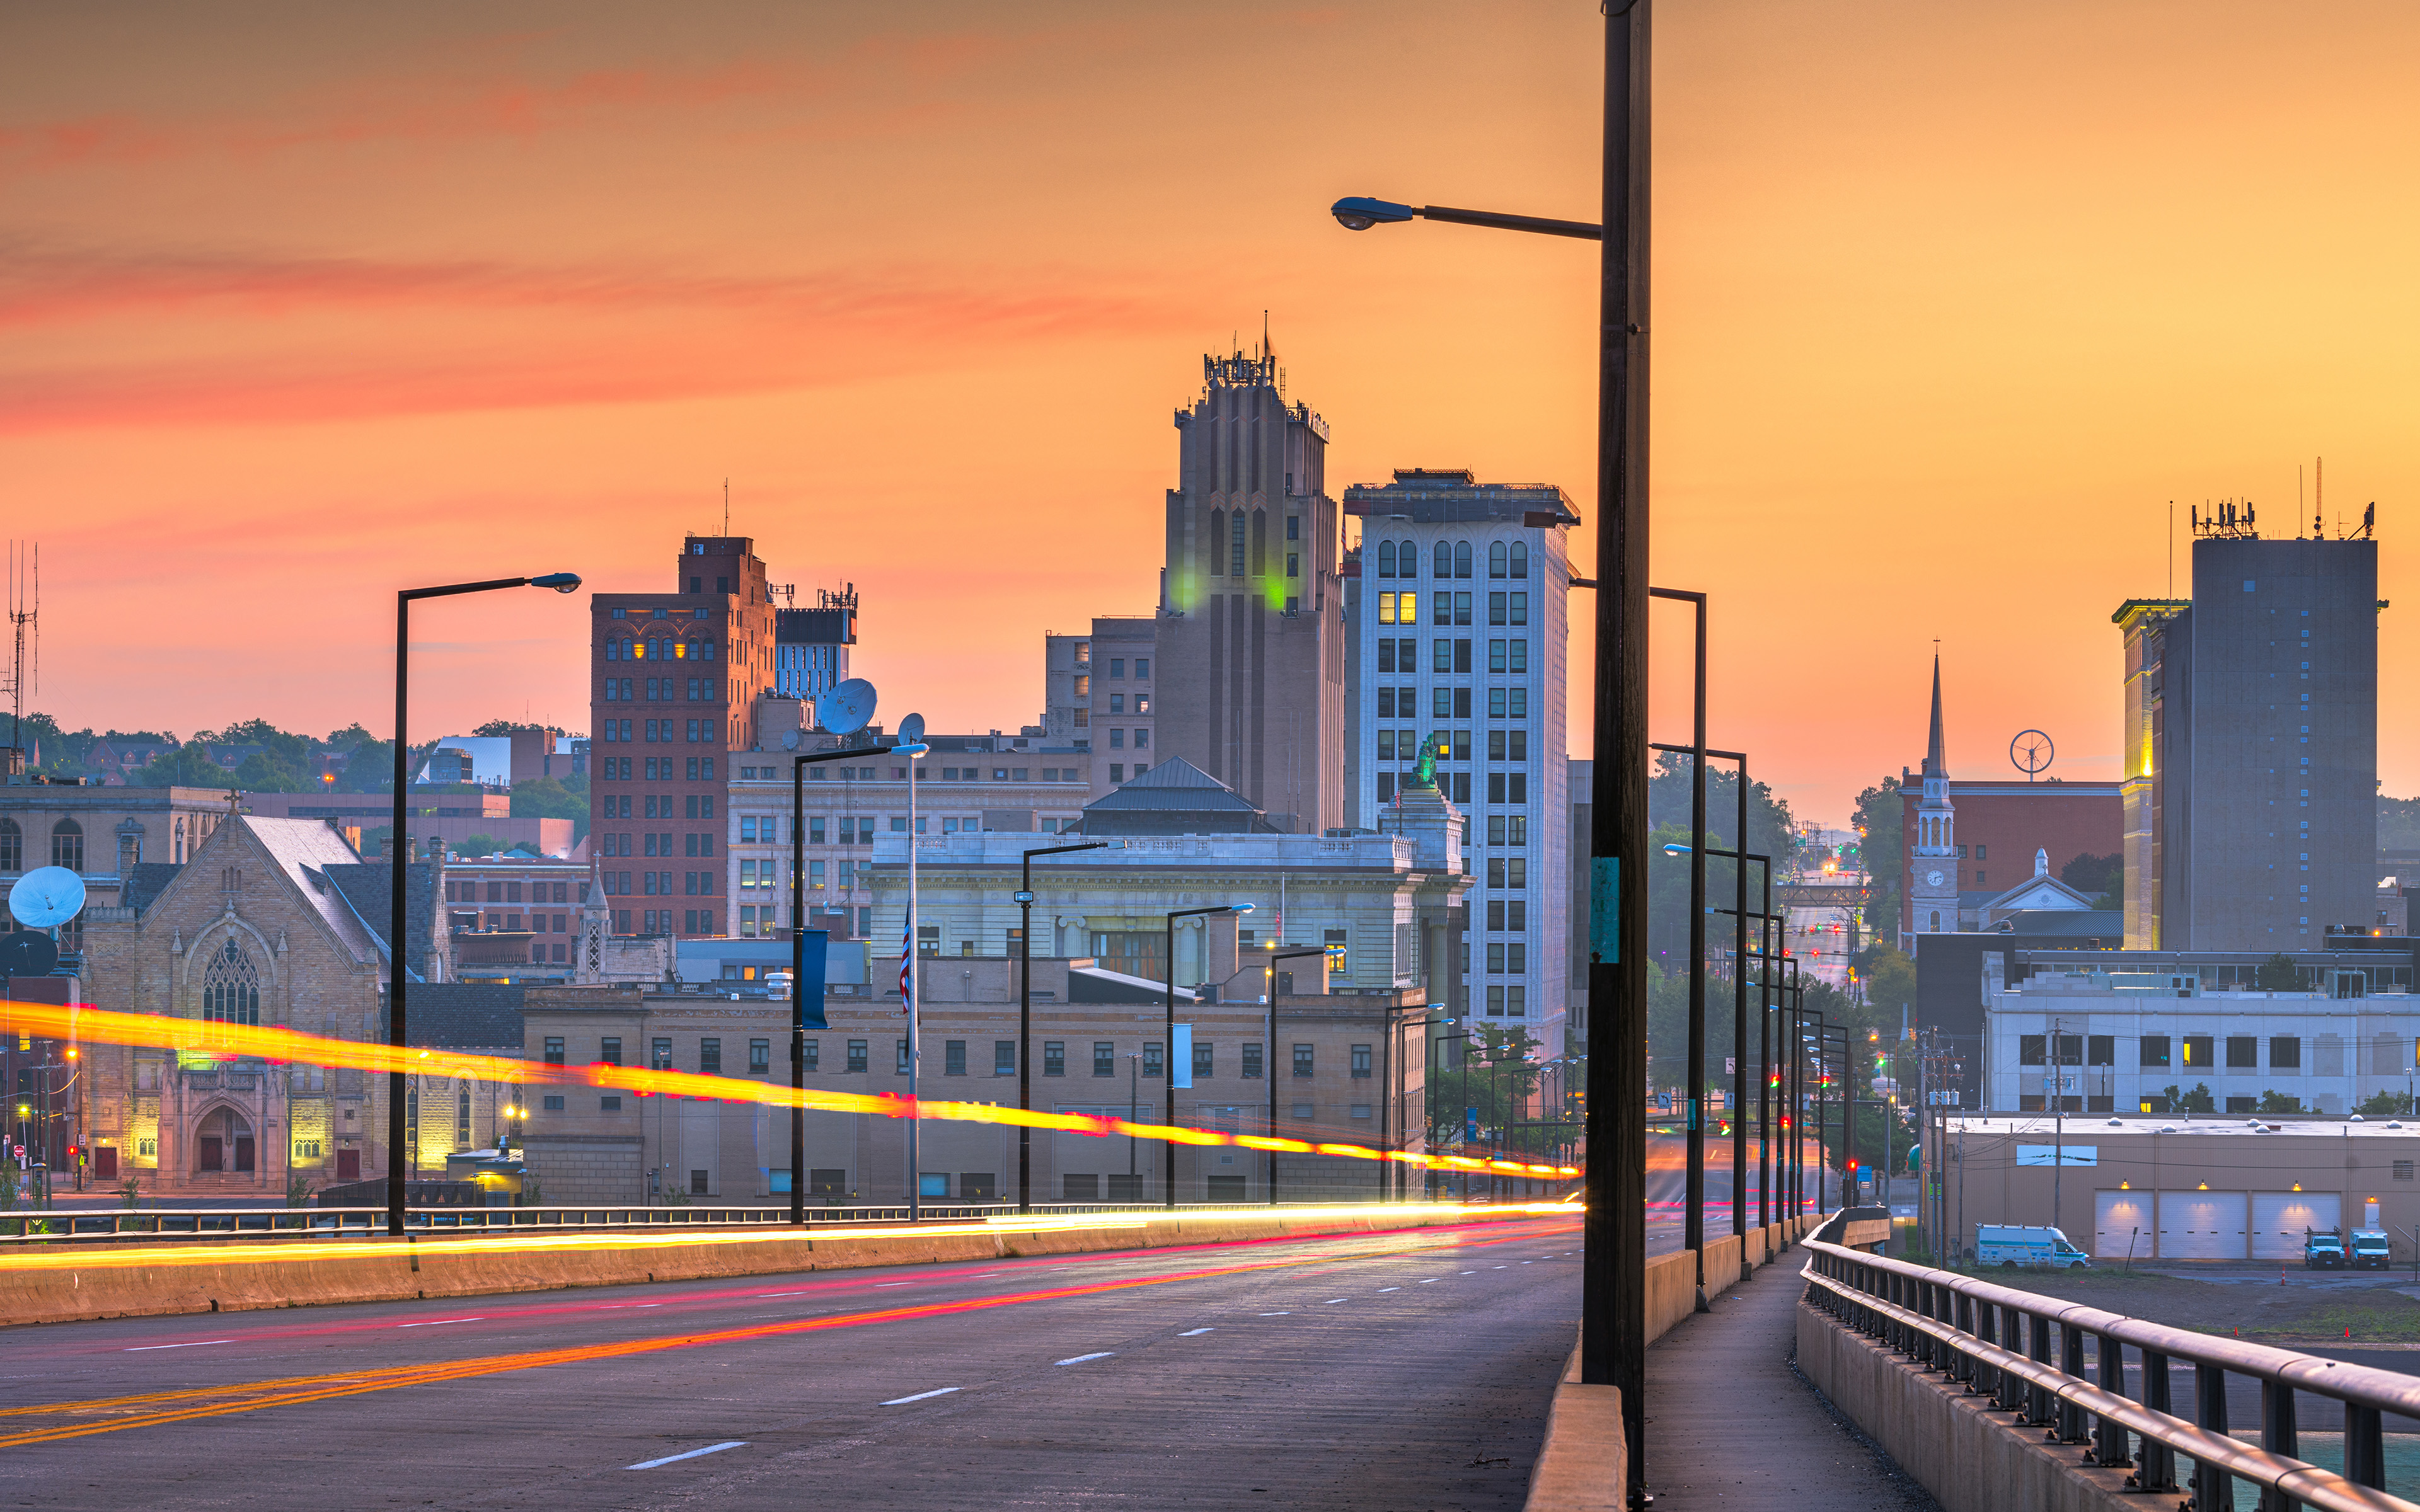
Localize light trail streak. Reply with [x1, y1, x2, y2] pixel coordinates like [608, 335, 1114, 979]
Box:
[0, 1002, 1578, 1179]
[0, 1218, 1578, 1450]
[0, 1202, 1576, 1274]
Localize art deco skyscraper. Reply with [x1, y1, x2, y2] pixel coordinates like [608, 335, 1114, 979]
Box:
[1154, 347, 1344, 835]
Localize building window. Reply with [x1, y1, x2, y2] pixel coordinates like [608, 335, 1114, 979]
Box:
[544, 1036, 565, 1066]
[2139, 1035, 2170, 1067]
[200, 938, 262, 1026]
[2270, 1036, 2301, 1068]
[652, 1038, 674, 1070]
[1351, 1045, 1372, 1079]
[1193, 1040, 1213, 1079]
[1143, 1043, 1163, 1078]
[995, 1040, 1017, 1075]
[700, 1038, 722, 1075]
[50, 818, 83, 872]
[2226, 1036, 2259, 1068]
[945, 1040, 967, 1076]
[2399, 1161, 2414, 1181]
[1093, 1041, 1115, 1077]
[1242, 1043, 1263, 1079]
[800, 1039, 820, 1073]
[1293, 1043, 1314, 1077]
[542, 1096, 565, 1111]
[2086, 1036, 2115, 1067]
[846, 1040, 868, 1073]
[749, 1038, 770, 1074]
[1044, 1041, 1066, 1077]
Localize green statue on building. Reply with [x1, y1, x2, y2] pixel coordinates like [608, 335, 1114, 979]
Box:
[1411, 735, 1439, 791]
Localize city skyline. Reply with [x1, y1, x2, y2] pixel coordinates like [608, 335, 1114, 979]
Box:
[9, 1, 2420, 826]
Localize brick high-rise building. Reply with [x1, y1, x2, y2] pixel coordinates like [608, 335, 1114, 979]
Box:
[589, 535, 777, 939]
[1155, 347, 1344, 835]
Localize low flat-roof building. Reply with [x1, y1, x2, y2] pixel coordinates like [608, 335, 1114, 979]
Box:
[1935, 1114, 2420, 1263]
[1981, 938, 2420, 1116]
[517, 965, 1429, 1206]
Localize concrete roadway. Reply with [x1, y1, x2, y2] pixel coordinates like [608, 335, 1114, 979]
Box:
[0, 1215, 1581, 1511]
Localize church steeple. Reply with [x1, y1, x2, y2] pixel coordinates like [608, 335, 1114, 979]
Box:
[1909, 652, 1960, 941]
[1922, 654, 1947, 779]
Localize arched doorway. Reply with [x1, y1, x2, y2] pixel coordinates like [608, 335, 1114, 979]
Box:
[195, 1108, 254, 1173]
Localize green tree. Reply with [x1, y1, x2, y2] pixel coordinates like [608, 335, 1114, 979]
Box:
[1432, 1026, 1565, 1158]
[133, 742, 232, 789]
[510, 774, 590, 841]
[2356, 1089, 2410, 1116]
[2256, 1089, 2305, 1114]
[2381, 795, 2420, 850]
[1856, 947, 1917, 1024]
[2060, 852, 2124, 909]
[456, 833, 504, 857]
[2256, 953, 2302, 992]
[2155, 1082, 2216, 1113]
[1851, 776, 1902, 946]
[473, 719, 566, 738]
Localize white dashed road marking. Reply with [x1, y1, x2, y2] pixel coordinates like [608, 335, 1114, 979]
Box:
[1180, 1328, 1214, 1336]
[124, 1340, 232, 1351]
[1377, 1287, 1400, 1293]
[628, 1442, 746, 1470]
[398, 1318, 483, 1328]
[1057, 1353, 1114, 1366]
[882, 1388, 962, 1406]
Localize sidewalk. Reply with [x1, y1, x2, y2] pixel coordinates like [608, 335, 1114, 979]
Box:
[1642, 1247, 1942, 1511]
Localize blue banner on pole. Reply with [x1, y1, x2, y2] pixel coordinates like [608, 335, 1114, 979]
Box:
[1589, 858, 1619, 965]
[1173, 1023, 1192, 1089]
[797, 930, 830, 1031]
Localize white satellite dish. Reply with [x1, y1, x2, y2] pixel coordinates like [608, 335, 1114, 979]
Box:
[9, 867, 87, 930]
[816, 678, 877, 736]
[898, 712, 926, 745]
[781, 729, 800, 752]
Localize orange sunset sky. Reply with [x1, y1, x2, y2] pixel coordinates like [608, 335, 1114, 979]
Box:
[6, 1, 2419, 827]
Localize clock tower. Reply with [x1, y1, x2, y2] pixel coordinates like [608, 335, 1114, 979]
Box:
[1909, 655, 1959, 943]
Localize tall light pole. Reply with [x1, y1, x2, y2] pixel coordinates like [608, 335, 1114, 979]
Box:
[389, 571, 579, 1237]
[1165, 904, 1249, 1209]
[1264, 945, 1327, 1205]
[1017, 839, 1115, 1211]
[787, 736, 910, 1223]
[1329, 4, 1652, 1472]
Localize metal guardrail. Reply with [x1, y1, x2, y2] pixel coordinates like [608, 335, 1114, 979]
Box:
[0, 1200, 1308, 1244]
[1800, 1232, 2417, 1512]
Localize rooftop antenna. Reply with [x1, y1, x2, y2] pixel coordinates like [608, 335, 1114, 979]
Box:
[3, 542, 36, 776]
[2316, 457, 2325, 540]
[2168, 502, 2174, 596]
[723, 478, 730, 537]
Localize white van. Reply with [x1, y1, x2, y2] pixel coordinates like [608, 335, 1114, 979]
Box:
[1976, 1225, 2090, 1269]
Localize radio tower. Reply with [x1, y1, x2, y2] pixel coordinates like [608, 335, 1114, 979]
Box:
[3, 542, 37, 781]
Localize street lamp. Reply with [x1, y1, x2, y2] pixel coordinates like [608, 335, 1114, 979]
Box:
[1330, 13, 1654, 1452]
[786, 735, 918, 1224]
[1017, 839, 1119, 1211]
[1165, 903, 1250, 1210]
[1262, 944, 1327, 1206]
[389, 570, 579, 1237]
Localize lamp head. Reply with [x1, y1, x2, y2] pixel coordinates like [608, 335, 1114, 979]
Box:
[1660, 842, 1691, 856]
[1230, 903, 1254, 915]
[1331, 195, 1415, 231]
[1102, 840, 1126, 850]
[529, 572, 582, 593]
[896, 743, 930, 757]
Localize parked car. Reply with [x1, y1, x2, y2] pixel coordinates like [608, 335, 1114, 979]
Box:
[2351, 1230, 2392, 1269]
[2304, 1230, 2347, 1269]
[1976, 1225, 2089, 1269]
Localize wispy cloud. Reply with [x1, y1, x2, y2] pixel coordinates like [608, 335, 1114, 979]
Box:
[0, 242, 1202, 432]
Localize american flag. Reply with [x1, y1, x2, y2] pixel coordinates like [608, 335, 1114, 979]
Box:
[898, 905, 913, 1014]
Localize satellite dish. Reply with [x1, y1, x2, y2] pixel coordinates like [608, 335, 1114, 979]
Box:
[781, 729, 800, 752]
[0, 931, 59, 979]
[816, 678, 877, 736]
[898, 712, 926, 745]
[9, 867, 86, 930]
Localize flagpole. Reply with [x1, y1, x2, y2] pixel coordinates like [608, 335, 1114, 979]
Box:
[906, 748, 921, 1220]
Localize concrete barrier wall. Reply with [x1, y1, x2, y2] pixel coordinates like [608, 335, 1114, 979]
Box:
[1523, 1341, 1625, 1512]
[1, 1207, 1547, 1329]
[1702, 1235, 1742, 1297]
[1644, 1249, 1696, 1341]
[1794, 1287, 2138, 1512]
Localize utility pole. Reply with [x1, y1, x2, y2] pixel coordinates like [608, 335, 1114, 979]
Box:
[2052, 1015, 2065, 1235]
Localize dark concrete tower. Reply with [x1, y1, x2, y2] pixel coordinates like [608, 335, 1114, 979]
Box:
[1155, 347, 1343, 834]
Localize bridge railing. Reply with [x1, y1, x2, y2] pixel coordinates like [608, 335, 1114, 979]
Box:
[0, 1201, 1297, 1244]
[1801, 1234, 2419, 1512]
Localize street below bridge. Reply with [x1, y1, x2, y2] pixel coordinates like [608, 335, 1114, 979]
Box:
[0, 1216, 1581, 1511]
